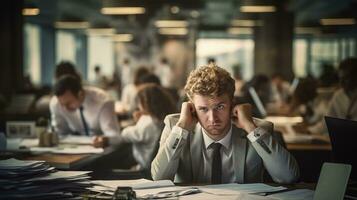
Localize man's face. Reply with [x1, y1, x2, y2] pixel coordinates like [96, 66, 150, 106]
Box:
[58, 90, 82, 112]
[192, 94, 232, 140]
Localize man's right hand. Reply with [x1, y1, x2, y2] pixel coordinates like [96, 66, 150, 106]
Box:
[176, 102, 198, 132]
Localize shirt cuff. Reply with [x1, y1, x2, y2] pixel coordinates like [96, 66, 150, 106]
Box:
[247, 127, 267, 142]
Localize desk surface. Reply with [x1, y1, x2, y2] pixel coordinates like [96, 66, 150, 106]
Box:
[22, 153, 96, 170]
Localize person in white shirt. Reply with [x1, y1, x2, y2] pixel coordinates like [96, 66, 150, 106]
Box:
[120, 83, 177, 170]
[308, 58, 357, 134]
[155, 57, 174, 88]
[151, 64, 299, 184]
[50, 75, 120, 147]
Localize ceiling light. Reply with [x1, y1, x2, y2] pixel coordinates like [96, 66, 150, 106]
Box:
[101, 7, 145, 15]
[240, 6, 276, 13]
[112, 34, 133, 42]
[87, 28, 116, 36]
[231, 20, 263, 27]
[22, 8, 40, 16]
[158, 28, 188, 35]
[295, 27, 321, 35]
[155, 20, 188, 28]
[227, 27, 253, 35]
[55, 21, 90, 29]
[320, 18, 356, 26]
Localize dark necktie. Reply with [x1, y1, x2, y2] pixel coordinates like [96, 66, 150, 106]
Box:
[211, 142, 222, 184]
[79, 106, 89, 136]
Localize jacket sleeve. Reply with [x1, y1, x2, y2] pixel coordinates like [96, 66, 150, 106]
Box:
[247, 126, 300, 183]
[151, 114, 189, 181]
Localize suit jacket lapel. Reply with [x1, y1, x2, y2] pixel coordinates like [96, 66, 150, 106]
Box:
[190, 124, 203, 182]
[232, 125, 247, 183]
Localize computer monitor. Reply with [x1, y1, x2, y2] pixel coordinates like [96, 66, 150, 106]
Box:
[248, 87, 267, 118]
[325, 116, 357, 181]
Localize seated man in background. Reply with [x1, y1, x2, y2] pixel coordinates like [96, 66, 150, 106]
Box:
[50, 75, 120, 147]
[151, 64, 299, 184]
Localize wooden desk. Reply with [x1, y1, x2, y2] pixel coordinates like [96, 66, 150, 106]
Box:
[287, 143, 331, 151]
[22, 153, 100, 170]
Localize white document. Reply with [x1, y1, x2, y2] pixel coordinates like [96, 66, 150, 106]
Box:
[92, 179, 174, 190]
[0, 158, 44, 169]
[268, 189, 314, 200]
[25, 171, 91, 182]
[198, 183, 287, 195]
[6, 138, 38, 151]
[30, 145, 103, 154]
[60, 135, 94, 145]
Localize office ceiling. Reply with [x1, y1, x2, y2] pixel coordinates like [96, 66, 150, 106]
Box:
[25, 0, 357, 36]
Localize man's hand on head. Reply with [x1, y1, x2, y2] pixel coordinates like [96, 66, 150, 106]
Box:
[232, 103, 257, 133]
[176, 102, 198, 132]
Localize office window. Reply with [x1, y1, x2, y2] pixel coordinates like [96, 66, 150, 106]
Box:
[23, 23, 41, 85]
[56, 30, 76, 64]
[87, 36, 114, 82]
[196, 39, 254, 80]
[293, 39, 308, 77]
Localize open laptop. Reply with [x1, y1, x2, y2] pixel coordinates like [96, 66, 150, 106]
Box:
[248, 87, 267, 118]
[325, 116, 357, 181]
[313, 162, 351, 200]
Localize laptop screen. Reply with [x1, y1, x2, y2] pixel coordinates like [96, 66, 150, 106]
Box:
[325, 116, 357, 181]
[313, 162, 351, 200]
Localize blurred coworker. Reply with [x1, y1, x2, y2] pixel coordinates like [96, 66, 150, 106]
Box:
[327, 57, 357, 121]
[50, 75, 120, 147]
[55, 61, 82, 81]
[270, 73, 291, 107]
[232, 64, 245, 97]
[308, 58, 357, 134]
[280, 77, 318, 118]
[93, 65, 109, 89]
[239, 74, 273, 117]
[120, 67, 150, 114]
[155, 57, 174, 88]
[119, 83, 177, 170]
[35, 61, 82, 114]
[120, 58, 133, 88]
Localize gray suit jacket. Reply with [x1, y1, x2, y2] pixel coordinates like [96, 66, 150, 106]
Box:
[151, 114, 300, 184]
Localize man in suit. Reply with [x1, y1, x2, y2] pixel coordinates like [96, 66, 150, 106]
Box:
[151, 64, 299, 184]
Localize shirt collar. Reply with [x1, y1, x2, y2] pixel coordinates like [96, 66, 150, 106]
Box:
[202, 125, 232, 150]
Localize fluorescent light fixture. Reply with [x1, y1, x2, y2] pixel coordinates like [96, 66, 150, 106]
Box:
[101, 7, 145, 15]
[158, 28, 188, 35]
[22, 8, 40, 16]
[87, 28, 116, 36]
[240, 6, 276, 13]
[155, 20, 188, 28]
[320, 18, 356, 26]
[55, 21, 90, 29]
[112, 34, 133, 42]
[295, 27, 321, 35]
[231, 19, 263, 27]
[227, 27, 253, 35]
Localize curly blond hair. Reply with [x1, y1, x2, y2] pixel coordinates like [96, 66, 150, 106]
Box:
[184, 64, 235, 100]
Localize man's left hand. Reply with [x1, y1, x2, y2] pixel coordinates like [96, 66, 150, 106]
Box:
[232, 103, 257, 133]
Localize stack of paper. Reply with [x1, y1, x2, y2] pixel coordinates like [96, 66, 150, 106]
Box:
[0, 158, 92, 199]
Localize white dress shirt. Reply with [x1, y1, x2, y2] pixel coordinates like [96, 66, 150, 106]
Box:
[121, 115, 162, 169]
[201, 125, 236, 183]
[50, 86, 120, 137]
